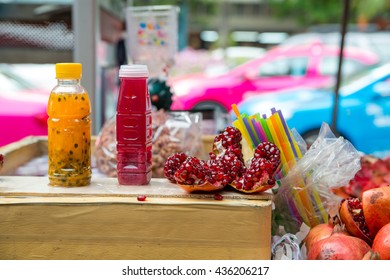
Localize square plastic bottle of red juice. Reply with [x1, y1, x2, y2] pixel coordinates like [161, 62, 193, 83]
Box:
[116, 64, 152, 185]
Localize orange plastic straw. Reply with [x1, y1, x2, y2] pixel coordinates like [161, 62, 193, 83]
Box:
[231, 104, 254, 149]
[270, 113, 296, 168]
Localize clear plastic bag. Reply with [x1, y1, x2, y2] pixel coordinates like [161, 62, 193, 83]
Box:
[152, 110, 203, 177]
[94, 110, 203, 178]
[273, 122, 361, 234]
[271, 223, 311, 260]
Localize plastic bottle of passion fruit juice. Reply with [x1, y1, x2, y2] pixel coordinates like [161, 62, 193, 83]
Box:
[47, 63, 91, 187]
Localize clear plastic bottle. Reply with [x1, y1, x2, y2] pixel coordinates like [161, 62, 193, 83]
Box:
[47, 63, 91, 187]
[116, 64, 152, 185]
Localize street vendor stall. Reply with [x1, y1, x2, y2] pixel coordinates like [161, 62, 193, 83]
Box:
[0, 136, 272, 260]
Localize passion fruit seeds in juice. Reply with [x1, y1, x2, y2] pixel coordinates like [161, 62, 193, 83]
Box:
[47, 92, 91, 186]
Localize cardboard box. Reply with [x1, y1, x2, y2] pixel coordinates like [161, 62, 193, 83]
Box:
[0, 137, 272, 260]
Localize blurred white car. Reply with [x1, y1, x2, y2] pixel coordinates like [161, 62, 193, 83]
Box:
[282, 32, 390, 62]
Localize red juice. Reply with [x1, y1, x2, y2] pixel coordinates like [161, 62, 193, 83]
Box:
[116, 65, 152, 185]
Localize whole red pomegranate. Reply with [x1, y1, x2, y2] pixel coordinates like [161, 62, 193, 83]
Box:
[163, 126, 280, 193]
[307, 225, 371, 260]
[339, 186, 390, 243]
[372, 223, 390, 260]
[304, 216, 344, 252]
[362, 186, 390, 237]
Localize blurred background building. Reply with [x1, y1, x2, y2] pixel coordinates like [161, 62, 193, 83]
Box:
[2, 0, 388, 62]
[0, 0, 389, 137]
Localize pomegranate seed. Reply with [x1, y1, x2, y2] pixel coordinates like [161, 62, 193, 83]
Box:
[164, 153, 188, 183]
[213, 126, 242, 150]
[214, 193, 223, 200]
[346, 197, 371, 238]
[137, 195, 147, 201]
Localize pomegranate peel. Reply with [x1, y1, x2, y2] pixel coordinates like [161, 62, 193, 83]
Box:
[231, 183, 275, 194]
[339, 198, 373, 245]
[339, 186, 390, 244]
[176, 182, 224, 193]
[307, 225, 371, 260]
[372, 223, 390, 260]
[362, 250, 381, 260]
[304, 215, 344, 252]
[362, 186, 390, 237]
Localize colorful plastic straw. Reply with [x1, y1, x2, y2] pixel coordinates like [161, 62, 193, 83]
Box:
[231, 104, 328, 227]
[231, 104, 254, 148]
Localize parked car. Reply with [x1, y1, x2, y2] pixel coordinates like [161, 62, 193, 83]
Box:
[169, 46, 266, 81]
[233, 63, 390, 157]
[282, 31, 390, 62]
[170, 42, 379, 113]
[0, 65, 48, 147]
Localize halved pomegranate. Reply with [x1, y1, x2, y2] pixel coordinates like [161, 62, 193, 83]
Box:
[164, 127, 245, 192]
[173, 156, 225, 192]
[339, 186, 390, 244]
[339, 197, 373, 244]
[230, 142, 281, 193]
[163, 126, 280, 193]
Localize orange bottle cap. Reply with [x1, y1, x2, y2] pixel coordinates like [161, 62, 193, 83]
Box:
[56, 63, 82, 79]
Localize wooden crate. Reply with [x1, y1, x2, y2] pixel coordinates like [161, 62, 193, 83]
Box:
[0, 136, 49, 176]
[0, 136, 272, 260]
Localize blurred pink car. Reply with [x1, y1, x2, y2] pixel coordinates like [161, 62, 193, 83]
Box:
[0, 65, 48, 147]
[170, 42, 379, 113]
